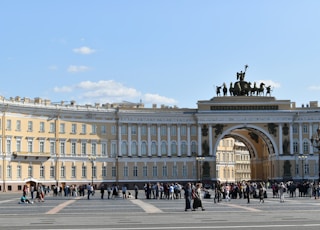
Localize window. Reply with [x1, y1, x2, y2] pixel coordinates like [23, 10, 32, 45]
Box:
[131, 142, 137, 156]
[112, 166, 116, 177]
[162, 165, 167, 177]
[171, 126, 177, 136]
[293, 141, 298, 153]
[60, 142, 65, 156]
[91, 124, 97, 134]
[50, 123, 55, 133]
[172, 165, 178, 177]
[101, 125, 106, 134]
[131, 125, 137, 135]
[143, 166, 148, 177]
[27, 121, 33, 132]
[16, 139, 21, 152]
[191, 142, 197, 154]
[17, 165, 21, 178]
[72, 166, 76, 177]
[101, 143, 107, 156]
[60, 165, 66, 178]
[7, 165, 12, 178]
[121, 141, 128, 156]
[82, 165, 87, 177]
[40, 122, 45, 132]
[180, 125, 187, 136]
[181, 142, 187, 156]
[133, 166, 138, 177]
[123, 166, 128, 177]
[111, 125, 117, 135]
[16, 120, 21, 131]
[81, 124, 86, 134]
[50, 166, 55, 178]
[6, 119, 11, 130]
[111, 142, 117, 158]
[81, 142, 87, 156]
[161, 142, 167, 156]
[303, 124, 308, 134]
[153, 166, 158, 177]
[6, 139, 11, 154]
[160, 125, 166, 136]
[121, 125, 127, 135]
[39, 140, 45, 153]
[191, 125, 197, 136]
[27, 139, 33, 153]
[151, 142, 157, 156]
[91, 142, 97, 156]
[71, 142, 76, 156]
[293, 125, 298, 134]
[141, 142, 147, 156]
[303, 141, 309, 154]
[102, 166, 107, 177]
[141, 125, 147, 136]
[93, 166, 97, 178]
[151, 125, 157, 136]
[28, 165, 33, 178]
[171, 142, 177, 155]
[60, 123, 65, 133]
[71, 124, 77, 134]
[182, 165, 187, 178]
[40, 165, 44, 178]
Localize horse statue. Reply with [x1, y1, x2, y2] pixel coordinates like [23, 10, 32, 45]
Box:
[222, 83, 228, 96]
[250, 82, 258, 96]
[256, 83, 265, 96]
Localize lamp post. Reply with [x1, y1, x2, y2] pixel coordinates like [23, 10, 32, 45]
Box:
[310, 126, 320, 183]
[196, 157, 205, 183]
[298, 155, 307, 181]
[88, 155, 96, 187]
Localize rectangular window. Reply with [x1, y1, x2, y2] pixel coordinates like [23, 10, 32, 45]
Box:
[91, 143, 97, 156]
[182, 165, 187, 178]
[131, 125, 137, 135]
[81, 124, 86, 134]
[121, 125, 127, 135]
[16, 120, 21, 131]
[111, 125, 117, 135]
[160, 125, 166, 136]
[91, 124, 97, 134]
[50, 123, 55, 133]
[6, 119, 11, 130]
[112, 166, 116, 177]
[7, 165, 12, 178]
[50, 166, 55, 178]
[162, 165, 167, 177]
[172, 165, 178, 177]
[60, 142, 65, 156]
[27, 121, 33, 132]
[102, 166, 107, 177]
[151, 125, 157, 136]
[17, 165, 21, 178]
[50, 142, 55, 155]
[101, 125, 106, 134]
[153, 166, 158, 177]
[28, 165, 33, 177]
[101, 143, 107, 156]
[133, 166, 138, 177]
[40, 141, 45, 153]
[82, 165, 87, 177]
[71, 124, 77, 134]
[191, 125, 197, 136]
[171, 126, 177, 136]
[123, 166, 128, 177]
[111, 142, 117, 158]
[40, 122, 45, 132]
[143, 166, 148, 177]
[6, 139, 11, 154]
[28, 140, 33, 152]
[72, 166, 76, 178]
[71, 142, 76, 156]
[40, 166, 44, 178]
[60, 123, 65, 133]
[181, 125, 187, 136]
[81, 143, 87, 156]
[141, 125, 147, 136]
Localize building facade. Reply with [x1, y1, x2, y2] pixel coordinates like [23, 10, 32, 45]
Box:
[0, 92, 320, 192]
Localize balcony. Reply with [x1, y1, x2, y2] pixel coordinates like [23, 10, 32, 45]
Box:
[12, 151, 51, 160]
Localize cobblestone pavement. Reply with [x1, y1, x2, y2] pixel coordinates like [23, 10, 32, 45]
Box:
[0, 190, 320, 230]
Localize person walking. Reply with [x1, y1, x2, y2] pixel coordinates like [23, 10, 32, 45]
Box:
[258, 182, 265, 203]
[279, 182, 285, 203]
[184, 182, 192, 211]
[134, 184, 139, 199]
[100, 184, 105, 199]
[192, 183, 205, 211]
[245, 182, 251, 204]
[87, 183, 92, 200]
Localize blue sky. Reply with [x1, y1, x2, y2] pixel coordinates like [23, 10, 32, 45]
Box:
[1, 0, 320, 108]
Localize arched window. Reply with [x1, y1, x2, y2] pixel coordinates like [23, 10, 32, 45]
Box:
[161, 142, 167, 156]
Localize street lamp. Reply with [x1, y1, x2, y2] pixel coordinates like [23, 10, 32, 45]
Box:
[298, 155, 307, 181]
[310, 126, 320, 183]
[196, 157, 205, 182]
[88, 155, 96, 187]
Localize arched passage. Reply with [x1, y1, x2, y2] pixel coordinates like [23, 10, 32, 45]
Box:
[214, 124, 279, 181]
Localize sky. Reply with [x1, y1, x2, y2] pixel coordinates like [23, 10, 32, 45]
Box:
[1, 0, 320, 109]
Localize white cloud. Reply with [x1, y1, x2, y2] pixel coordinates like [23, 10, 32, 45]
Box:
[308, 85, 320, 91]
[67, 65, 90, 73]
[52, 80, 178, 107]
[73, 46, 95, 55]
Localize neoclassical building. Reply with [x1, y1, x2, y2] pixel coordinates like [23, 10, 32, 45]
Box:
[1, 86, 320, 192]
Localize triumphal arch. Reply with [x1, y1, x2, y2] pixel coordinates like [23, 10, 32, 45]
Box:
[199, 67, 320, 182]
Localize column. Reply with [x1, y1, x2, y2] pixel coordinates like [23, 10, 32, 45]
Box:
[177, 125, 181, 157]
[197, 125, 202, 156]
[138, 124, 141, 157]
[118, 124, 122, 157]
[128, 124, 132, 157]
[157, 124, 161, 157]
[187, 125, 191, 157]
[289, 124, 293, 155]
[167, 125, 171, 157]
[299, 123, 303, 154]
[147, 125, 151, 157]
[278, 123, 283, 155]
[209, 125, 213, 156]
